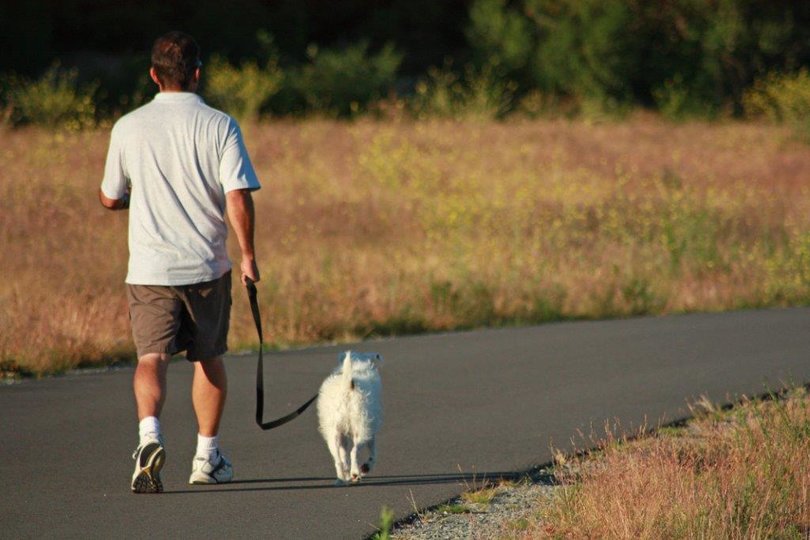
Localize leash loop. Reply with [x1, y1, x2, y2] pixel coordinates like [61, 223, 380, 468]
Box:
[246, 277, 318, 431]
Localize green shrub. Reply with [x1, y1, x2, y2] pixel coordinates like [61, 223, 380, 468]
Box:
[654, 73, 717, 121]
[288, 41, 401, 117]
[466, 0, 533, 75]
[462, 0, 810, 120]
[410, 62, 462, 118]
[411, 61, 517, 120]
[203, 55, 282, 122]
[743, 70, 810, 142]
[3, 64, 97, 129]
[528, 0, 639, 106]
[516, 89, 571, 118]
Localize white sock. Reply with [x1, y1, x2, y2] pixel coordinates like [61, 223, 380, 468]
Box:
[138, 416, 161, 446]
[196, 434, 219, 460]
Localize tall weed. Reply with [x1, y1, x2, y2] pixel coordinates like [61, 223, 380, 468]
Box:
[411, 62, 517, 120]
[744, 69, 810, 142]
[203, 56, 282, 122]
[535, 390, 810, 538]
[2, 64, 97, 129]
[654, 74, 717, 121]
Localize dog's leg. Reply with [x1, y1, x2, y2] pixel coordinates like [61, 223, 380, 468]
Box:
[329, 432, 349, 484]
[361, 436, 376, 476]
[338, 434, 352, 482]
[349, 440, 362, 483]
[351, 438, 365, 482]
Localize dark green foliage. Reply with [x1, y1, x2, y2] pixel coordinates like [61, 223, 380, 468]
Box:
[466, 0, 533, 76]
[535, 0, 639, 111]
[286, 42, 402, 117]
[1, 0, 809, 122]
[468, 0, 810, 117]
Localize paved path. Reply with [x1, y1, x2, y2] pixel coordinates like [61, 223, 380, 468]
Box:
[2, 308, 808, 539]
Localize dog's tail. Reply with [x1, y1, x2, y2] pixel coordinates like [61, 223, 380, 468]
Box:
[342, 351, 355, 391]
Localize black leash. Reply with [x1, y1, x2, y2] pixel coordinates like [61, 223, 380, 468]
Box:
[245, 277, 318, 431]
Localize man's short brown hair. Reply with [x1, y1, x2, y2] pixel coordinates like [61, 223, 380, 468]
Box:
[151, 31, 201, 90]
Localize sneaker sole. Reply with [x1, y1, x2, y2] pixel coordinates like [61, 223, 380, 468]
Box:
[188, 469, 233, 485]
[189, 475, 217, 485]
[132, 443, 166, 494]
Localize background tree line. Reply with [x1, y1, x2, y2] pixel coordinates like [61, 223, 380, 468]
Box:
[1, 0, 808, 125]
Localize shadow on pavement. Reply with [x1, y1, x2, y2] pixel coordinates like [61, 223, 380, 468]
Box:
[163, 471, 535, 495]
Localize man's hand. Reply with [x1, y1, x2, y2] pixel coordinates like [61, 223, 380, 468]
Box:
[240, 257, 260, 286]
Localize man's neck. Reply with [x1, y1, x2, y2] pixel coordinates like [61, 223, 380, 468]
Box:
[158, 81, 197, 93]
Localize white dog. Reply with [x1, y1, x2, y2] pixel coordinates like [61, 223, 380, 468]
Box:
[317, 351, 383, 485]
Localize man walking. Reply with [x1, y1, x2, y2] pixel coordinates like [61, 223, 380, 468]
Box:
[99, 31, 261, 493]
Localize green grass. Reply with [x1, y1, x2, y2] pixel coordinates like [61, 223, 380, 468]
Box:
[371, 506, 395, 540]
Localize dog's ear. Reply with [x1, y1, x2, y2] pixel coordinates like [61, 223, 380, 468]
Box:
[371, 353, 383, 369]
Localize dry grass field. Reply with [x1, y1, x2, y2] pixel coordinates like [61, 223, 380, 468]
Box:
[2, 116, 809, 375]
[386, 388, 810, 538]
[521, 387, 810, 538]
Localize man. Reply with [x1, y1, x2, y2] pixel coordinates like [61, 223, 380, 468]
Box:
[99, 31, 261, 493]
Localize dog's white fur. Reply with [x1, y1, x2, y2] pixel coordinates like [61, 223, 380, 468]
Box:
[317, 351, 383, 485]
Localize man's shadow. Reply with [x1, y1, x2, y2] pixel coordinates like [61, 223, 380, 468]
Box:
[164, 469, 558, 495]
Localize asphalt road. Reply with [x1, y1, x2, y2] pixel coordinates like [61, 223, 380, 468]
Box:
[2, 308, 809, 539]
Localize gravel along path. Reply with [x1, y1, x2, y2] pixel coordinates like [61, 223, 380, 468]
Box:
[387, 468, 558, 539]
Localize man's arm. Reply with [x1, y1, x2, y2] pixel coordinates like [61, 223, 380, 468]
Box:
[98, 189, 129, 210]
[226, 188, 260, 285]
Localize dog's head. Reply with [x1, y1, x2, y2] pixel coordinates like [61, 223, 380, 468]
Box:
[338, 351, 383, 372]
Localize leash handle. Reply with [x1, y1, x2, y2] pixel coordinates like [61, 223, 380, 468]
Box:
[245, 277, 318, 431]
[245, 277, 263, 343]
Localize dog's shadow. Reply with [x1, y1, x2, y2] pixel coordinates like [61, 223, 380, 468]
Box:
[165, 471, 552, 495]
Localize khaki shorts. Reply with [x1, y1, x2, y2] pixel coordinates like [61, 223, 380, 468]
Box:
[126, 272, 232, 361]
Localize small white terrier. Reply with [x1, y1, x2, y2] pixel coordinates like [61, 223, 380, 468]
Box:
[317, 351, 383, 485]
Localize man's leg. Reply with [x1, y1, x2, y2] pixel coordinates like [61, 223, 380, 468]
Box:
[192, 356, 227, 436]
[134, 352, 171, 420]
[189, 356, 233, 484]
[131, 352, 170, 494]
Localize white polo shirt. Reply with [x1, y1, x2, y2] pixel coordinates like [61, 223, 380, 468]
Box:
[101, 92, 261, 286]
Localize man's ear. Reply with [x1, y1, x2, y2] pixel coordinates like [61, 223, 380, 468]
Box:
[188, 67, 201, 91]
[149, 67, 162, 89]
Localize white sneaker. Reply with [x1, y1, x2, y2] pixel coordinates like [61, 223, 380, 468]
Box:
[131, 438, 166, 493]
[189, 450, 233, 484]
